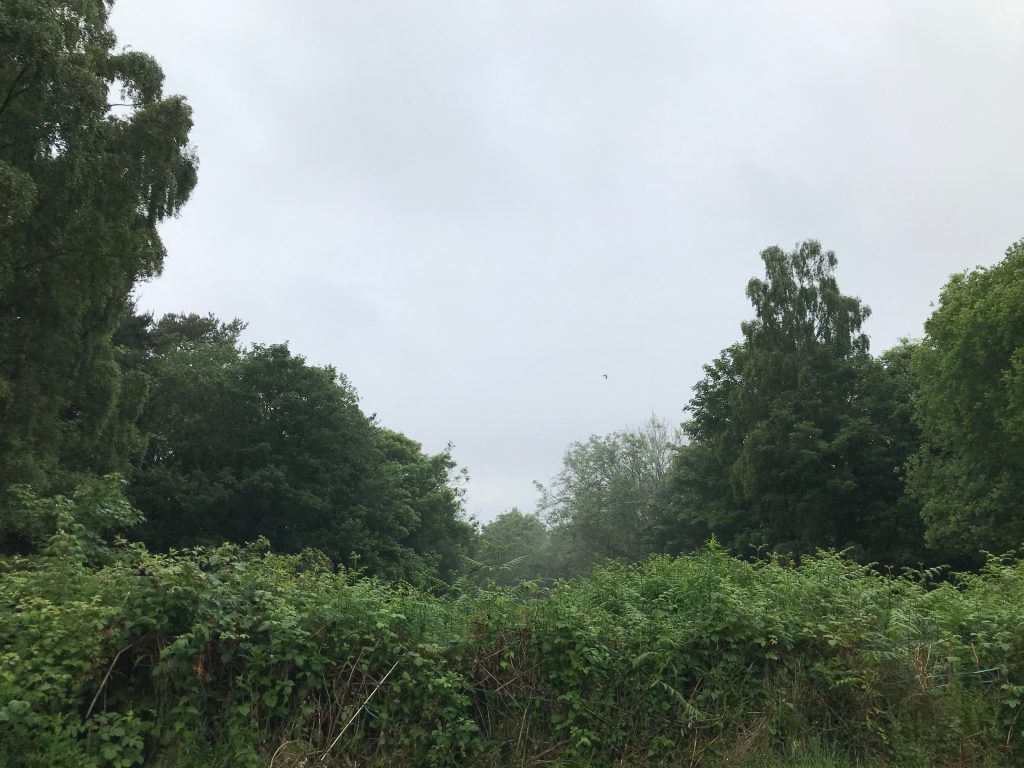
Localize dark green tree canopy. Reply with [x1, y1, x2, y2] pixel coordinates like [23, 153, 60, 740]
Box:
[908, 239, 1024, 559]
[128, 313, 473, 583]
[370, 428, 476, 583]
[669, 242, 924, 564]
[0, 0, 197, 494]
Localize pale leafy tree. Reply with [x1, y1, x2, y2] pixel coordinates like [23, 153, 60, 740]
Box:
[537, 416, 680, 571]
[476, 507, 551, 584]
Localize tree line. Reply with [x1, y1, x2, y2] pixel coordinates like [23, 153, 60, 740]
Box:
[481, 240, 1024, 580]
[0, 0, 476, 584]
[3, 0, 1023, 583]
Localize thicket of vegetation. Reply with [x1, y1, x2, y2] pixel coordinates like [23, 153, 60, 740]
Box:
[4, 493, 1024, 767]
[3, 1, 1024, 765]
[485, 240, 1024, 579]
[0, 0, 475, 586]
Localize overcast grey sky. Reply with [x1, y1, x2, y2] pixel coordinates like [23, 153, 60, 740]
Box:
[109, 1, 1024, 521]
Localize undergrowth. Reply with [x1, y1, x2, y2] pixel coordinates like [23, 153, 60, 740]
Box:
[2, 509, 1023, 766]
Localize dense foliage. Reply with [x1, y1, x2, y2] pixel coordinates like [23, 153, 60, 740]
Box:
[3, 3, 1024, 765]
[123, 312, 475, 583]
[908, 240, 1024, 560]
[3, 495, 1024, 767]
[0, 1, 476, 587]
[663, 243, 925, 565]
[0, 0, 197, 494]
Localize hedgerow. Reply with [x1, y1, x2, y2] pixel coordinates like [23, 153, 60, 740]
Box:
[2, 510, 1023, 766]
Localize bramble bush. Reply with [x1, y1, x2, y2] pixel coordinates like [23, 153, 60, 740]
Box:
[2, 489, 1023, 766]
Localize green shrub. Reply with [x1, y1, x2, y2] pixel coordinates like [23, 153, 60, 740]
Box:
[2, 519, 1023, 767]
